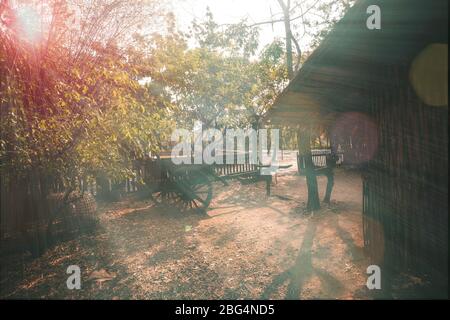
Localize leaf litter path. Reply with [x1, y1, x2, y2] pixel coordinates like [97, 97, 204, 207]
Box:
[1, 170, 373, 299]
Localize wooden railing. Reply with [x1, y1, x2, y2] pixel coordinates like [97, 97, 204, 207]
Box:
[297, 149, 344, 175]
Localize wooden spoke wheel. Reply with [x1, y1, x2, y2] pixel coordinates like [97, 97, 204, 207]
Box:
[182, 180, 213, 212]
[150, 189, 177, 206]
[149, 178, 213, 213]
[172, 172, 213, 213]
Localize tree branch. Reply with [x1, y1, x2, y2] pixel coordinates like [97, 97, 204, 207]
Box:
[291, 34, 302, 71]
[247, 0, 320, 27]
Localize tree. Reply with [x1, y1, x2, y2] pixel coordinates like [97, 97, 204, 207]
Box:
[238, 0, 353, 80]
[142, 9, 277, 133]
[248, 0, 355, 210]
[244, 39, 288, 130]
[0, 0, 172, 250]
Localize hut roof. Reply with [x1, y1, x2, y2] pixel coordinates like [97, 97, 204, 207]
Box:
[266, 0, 448, 125]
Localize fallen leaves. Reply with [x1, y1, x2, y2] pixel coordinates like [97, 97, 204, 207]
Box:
[2, 171, 373, 299]
[88, 269, 116, 283]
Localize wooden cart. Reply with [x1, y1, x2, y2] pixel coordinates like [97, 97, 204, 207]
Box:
[140, 153, 291, 212]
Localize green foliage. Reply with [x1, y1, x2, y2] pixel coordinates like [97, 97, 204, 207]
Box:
[0, 0, 172, 184]
[2, 0, 338, 187]
[143, 11, 288, 132]
[191, 7, 259, 58]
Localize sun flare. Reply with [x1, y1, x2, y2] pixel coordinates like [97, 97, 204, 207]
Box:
[15, 5, 43, 43]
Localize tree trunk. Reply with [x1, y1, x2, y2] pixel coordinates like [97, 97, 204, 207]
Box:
[284, 16, 294, 80]
[323, 167, 334, 204]
[323, 133, 337, 204]
[305, 158, 320, 211]
[278, 0, 294, 80]
[298, 129, 320, 211]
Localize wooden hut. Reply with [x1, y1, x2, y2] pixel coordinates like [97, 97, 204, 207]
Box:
[267, 0, 448, 297]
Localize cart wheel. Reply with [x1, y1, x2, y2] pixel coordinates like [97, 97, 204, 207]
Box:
[186, 180, 213, 213]
[172, 173, 213, 213]
[149, 185, 193, 211]
[150, 189, 178, 206]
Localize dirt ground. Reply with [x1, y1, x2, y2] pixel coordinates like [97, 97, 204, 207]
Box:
[1, 168, 375, 299]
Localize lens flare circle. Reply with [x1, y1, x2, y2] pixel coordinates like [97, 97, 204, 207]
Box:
[409, 43, 448, 107]
[331, 112, 379, 165]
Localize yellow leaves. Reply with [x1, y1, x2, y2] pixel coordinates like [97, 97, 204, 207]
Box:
[58, 99, 67, 108]
[111, 89, 119, 99]
[124, 130, 132, 141]
[82, 86, 89, 95]
[64, 90, 81, 103]
[1, 31, 175, 180]
[73, 68, 81, 80]
[37, 120, 48, 131]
